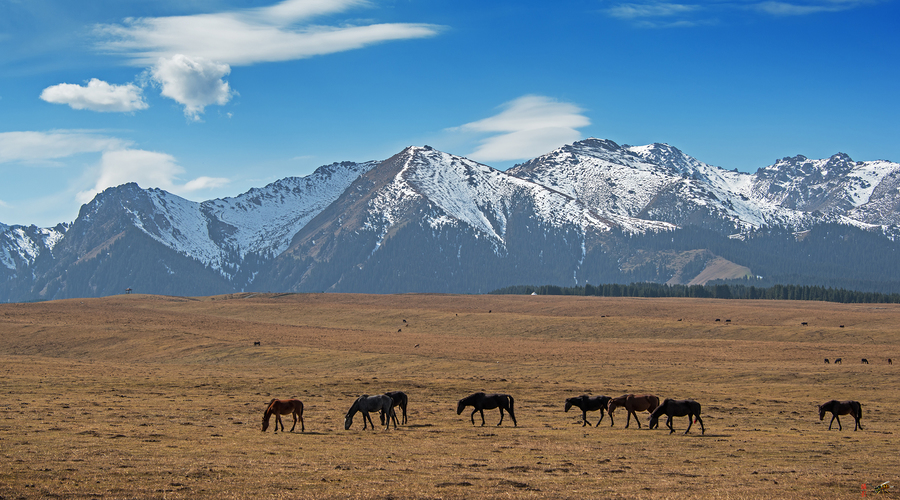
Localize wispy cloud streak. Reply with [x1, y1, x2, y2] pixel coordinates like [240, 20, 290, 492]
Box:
[454, 95, 590, 162]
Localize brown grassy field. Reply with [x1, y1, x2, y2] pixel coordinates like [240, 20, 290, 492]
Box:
[1, 293, 898, 499]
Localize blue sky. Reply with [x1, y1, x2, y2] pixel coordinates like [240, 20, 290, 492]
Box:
[1, 0, 898, 227]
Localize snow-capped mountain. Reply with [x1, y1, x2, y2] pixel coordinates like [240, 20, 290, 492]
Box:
[509, 139, 900, 232]
[2, 139, 899, 300]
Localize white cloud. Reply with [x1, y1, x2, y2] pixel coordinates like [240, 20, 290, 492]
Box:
[454, 95, 590, 162]
[77, 149, 230, 203]
[751, 1, 864, 15]
[94, 0, 442, 67]
[182, 176, 230, 191]
[606, 3, 699, 19]
[90, 0, 440, 118]
[149, 54, 235, 121]
[39, 78, 148, 113]
[0, 131, 132, 164]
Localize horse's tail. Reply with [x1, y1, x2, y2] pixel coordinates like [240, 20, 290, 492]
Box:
[855, 401, 862, 419]
[508, 395, 516, 414]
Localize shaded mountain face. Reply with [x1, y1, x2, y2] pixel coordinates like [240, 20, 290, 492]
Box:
[1, 139, 899, 300]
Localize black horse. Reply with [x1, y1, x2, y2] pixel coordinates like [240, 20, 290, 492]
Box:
[345, 394, 396, 431]
[818, 400, 863, 431]
[379, 391, 409, 426]
[564, 395, 611, 427]
[457, 392, 517, 427]
[648, 398, 705, 434]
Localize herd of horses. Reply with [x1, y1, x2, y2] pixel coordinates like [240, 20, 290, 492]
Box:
[262, 391, 864, 435]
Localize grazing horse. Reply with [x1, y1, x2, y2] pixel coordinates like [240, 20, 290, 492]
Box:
[261, 399, 305, 433]
[379, 391, 409, 426]
[818, 400, 863, 431]
[345, 394, 396, 431]
[564, 395, 611, 427]
[648, 399, 705, 435]
[607, 394, 659, 428]
[862, 358, 869, 364]
[457, 392, 517, 427]
[834, 358, 842, 364]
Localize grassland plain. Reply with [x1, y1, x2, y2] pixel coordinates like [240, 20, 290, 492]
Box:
[0, 293, 898, 499]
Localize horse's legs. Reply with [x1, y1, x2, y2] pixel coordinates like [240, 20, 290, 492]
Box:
[597, 409, 605, 426]
[497, 407, 505, 426]
[362, 411, 372, 430]
[666, 416, 675, 434]
[581, 410, 590, 426]
[401, 403, 408, 425]
[275, 414, 284, 432]
[469, 408, 478, 426]
[829, 414, 842, 431]
[684, 414, 693, 435]
[289, 411, 297, 432]
[696, 413, 705, 434]
[627, 410, 642, 429]
[298, 409, 305, 432]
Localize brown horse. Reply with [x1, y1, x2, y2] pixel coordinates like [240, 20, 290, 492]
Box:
[607, 394, 659, 428]
[262, 399, 305, 433]
[818, 400, 862, 431]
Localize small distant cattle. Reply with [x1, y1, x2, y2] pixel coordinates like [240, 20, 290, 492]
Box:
[824, 359, 830, 364]
[889, 359, 893, 365]
[715, 318, 721, 322]
[254, 341, 261, 346]
[862, 358, 869, 364]
[839, 325, 845, 328]
[398, 328, 402, 332]
[834, 358, 842, 364]
[725, 319, 731, 323]
[801, 322, 808, 326]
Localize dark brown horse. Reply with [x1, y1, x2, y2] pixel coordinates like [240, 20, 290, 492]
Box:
[648, 398, 705, 434]
[564, 395, 611, 427]
[261, 399, 305, 433]
[457, 392, 517, 427]
[607, 394, 659, 428]
[818, 400, 863, 431]
[379, 391, 409, 426]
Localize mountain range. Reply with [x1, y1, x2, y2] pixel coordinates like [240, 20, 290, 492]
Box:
[3, 138, 900, 301]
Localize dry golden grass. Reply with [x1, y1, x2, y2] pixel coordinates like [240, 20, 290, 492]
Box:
[1, 293, 898, 499]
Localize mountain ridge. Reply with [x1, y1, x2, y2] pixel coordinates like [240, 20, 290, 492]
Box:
[2, 138, 899, 300]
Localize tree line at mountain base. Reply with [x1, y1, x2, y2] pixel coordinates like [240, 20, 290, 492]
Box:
[491, 282, 900, 304]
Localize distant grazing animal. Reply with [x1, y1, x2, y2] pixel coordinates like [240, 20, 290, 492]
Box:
[261, 399, 305, 433]
[834, 358, 842, 364]
[839, 325, 845, 328]
[379, 391, 409, 426]
[890, 359, 893, 365]
[607, 394, 660, 429]
[457, 392, 516, 427]
[715, 318, 721, 322]
[254, 341, 261, 346]
[862, 358, 869, 364]
[345, 394, 396, 431]
[801, 322, 808, 326]
[648, 398, 705, 435]
[564, 395, 611, 427]
[824, 359, 830, 364]
[818, 400, 863, 431]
